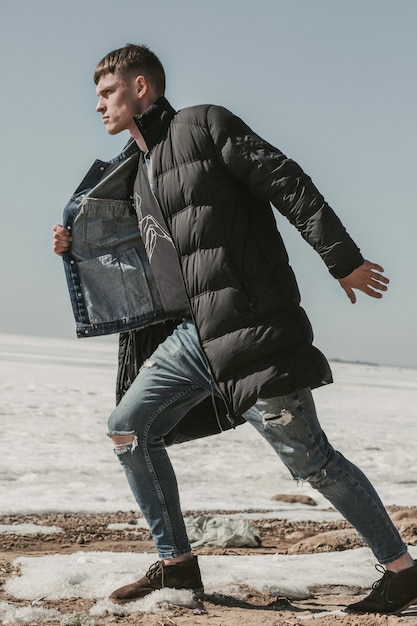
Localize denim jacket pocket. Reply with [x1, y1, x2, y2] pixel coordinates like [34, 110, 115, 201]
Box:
[85, 214, 120, 247]
[78, 247, 154, 324]
[80, 197, 132, 249]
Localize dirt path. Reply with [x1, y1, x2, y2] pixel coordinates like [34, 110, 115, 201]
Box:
[1, 508, 417, 625]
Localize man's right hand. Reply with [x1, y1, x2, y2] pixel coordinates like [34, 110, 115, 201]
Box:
[53, 224, 72, 256]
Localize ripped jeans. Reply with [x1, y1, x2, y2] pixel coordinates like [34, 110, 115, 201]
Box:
[107, 321, 407, 563]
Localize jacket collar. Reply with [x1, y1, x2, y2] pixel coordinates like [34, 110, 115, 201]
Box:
[133, 97, 176, 151]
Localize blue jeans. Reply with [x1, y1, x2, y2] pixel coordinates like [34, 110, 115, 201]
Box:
[108, 321, 407, 563]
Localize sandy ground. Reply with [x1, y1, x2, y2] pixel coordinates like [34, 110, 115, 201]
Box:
[1, 507, 417, 626]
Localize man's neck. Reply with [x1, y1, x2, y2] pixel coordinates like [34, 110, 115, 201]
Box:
[132, 129, 148, 152]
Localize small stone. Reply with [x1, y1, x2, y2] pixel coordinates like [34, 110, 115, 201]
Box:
[271, 494, 317, 506]
[287, 529, 364, 554]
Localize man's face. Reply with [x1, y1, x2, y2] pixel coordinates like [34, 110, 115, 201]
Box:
[96, 72, 143, 135]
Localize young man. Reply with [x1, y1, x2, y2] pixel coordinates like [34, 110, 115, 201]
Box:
[53, 44, 416, 614]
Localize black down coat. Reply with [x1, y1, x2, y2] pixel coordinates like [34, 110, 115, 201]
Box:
[117, 97, 364, 443]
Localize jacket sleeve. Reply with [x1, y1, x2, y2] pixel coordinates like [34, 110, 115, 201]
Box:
[206, 105, 364, 279]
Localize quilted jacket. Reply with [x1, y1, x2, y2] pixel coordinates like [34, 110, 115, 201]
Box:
[119, 97, 364, 424]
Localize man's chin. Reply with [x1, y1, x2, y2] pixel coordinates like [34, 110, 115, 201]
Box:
[103, 122, 123, 135]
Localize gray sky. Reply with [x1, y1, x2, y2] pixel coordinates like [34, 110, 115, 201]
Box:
[1, 0, 416, 367]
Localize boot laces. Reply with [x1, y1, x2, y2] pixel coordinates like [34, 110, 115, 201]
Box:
[146, 560, 165, 587]
[372, 564, 389, 594]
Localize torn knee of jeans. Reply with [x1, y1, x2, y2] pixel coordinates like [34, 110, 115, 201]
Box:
[109, 431, 139, 455]
[302, 468, 330, 489]
[140, 359, 156, 372]
[262, 409, 293, 427]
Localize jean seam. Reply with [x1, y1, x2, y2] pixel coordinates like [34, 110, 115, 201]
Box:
[141, 382, 204, 553]
[335, 465, 407, 563]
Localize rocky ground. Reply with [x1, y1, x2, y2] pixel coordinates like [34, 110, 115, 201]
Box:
[1, 505, 417, 625]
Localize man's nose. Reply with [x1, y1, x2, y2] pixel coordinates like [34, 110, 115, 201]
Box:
[96, 97, 105, 113]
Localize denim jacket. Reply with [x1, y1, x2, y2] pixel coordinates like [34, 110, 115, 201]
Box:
[62, 140, 169, 338]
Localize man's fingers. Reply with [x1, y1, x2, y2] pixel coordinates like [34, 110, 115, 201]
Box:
[52, 224, 72, 256]
[363, 286, 383, 299]
[343, 286, 356, 304]
[369, 262, 384, 273]
[368, 277, 388, 290]
[369, 270, 389, 285]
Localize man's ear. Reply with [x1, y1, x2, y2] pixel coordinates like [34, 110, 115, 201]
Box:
[135, 75, 148, 97]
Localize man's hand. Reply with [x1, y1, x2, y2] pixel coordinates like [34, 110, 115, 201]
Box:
[338, 260, 389, 304]
[53, 224, 72, 256]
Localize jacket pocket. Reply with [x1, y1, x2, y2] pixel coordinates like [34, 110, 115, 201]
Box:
[78, 248, 154, 324]
[81, 198, 132, 248]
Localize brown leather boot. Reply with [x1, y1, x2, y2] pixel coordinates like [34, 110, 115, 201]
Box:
[346, 561, 417, 614]
[109, 556, 204, 604]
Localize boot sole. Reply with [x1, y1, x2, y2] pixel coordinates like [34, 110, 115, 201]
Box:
[109, 586, 205, 605]
[393, 597, 417, 616]
[346, 596, 417, 616]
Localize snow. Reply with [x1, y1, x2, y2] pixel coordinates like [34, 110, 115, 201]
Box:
[1, 549, 384, 603]
[1, 333, 417, 622]
[0, 524, 63, 536]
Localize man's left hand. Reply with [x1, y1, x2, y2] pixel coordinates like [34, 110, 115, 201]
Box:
[338, 260, 389, 304]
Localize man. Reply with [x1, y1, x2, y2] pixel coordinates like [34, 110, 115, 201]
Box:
[53, 44, 416, 614]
